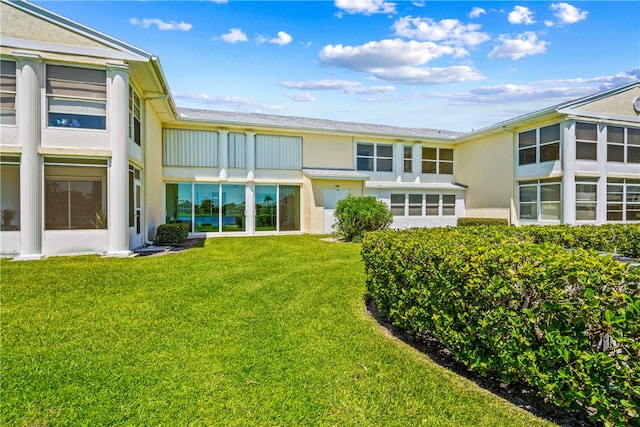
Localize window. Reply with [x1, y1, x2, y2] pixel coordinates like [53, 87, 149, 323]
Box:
[46, 65, 106, 130]
[255, 185, 300, 232]
[576, 122, 597, 161]
[279, 185, 301, 231]
[0, 156, 20, 230]
[608, 126, 640, 164]
[518, 179, 561, 221]
[45, 158, 108, 230]
[256, 185, 277, 231]
[256, 135, 302, 170]
[356, 143, 393, 172]
[390, 194, 454, 217]
[575, 177, 598, 221]
[422, 147, 453, 174]
[129, 86, 141, 145]
[403, 146, 412, 173]
[518, 124, 560, 165]
[607, 178, 640, 222]
[390, 194, 405, 216]
[128, 166, 141, 228]
[165, 183, 193, 231]
[194, 184, 219, 232]
[229, 133, 246, 168]
[0, 60, 16, 125]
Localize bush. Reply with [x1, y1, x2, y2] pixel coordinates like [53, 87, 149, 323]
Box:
[362, 226, 640, 426]
[155, 223, 189, 245]
[333, 195, 392, 242]
[457, 217, 509, 227]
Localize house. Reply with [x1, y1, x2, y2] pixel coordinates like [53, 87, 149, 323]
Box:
[1, 0, 639, 259]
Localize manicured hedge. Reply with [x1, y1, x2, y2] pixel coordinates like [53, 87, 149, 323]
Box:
[457, 217, 509, 227]
[362, 225, 640, 426]
[155, 223, 189, 245]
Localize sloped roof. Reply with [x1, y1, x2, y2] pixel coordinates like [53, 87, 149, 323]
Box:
[178, 108, 464, 141]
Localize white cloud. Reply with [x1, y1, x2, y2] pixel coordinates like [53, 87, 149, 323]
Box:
[369, 65, 484, 85]
[508, 6, 536, 25]
[286, 93, 317, 102]
[538, 68, 640, 88]
[393, 16, 490, 46]
[220, 28, 248, 44]
[281, 79, 396, 94]
[550, 3, 588, 25]
[334, 0, 396, 16]
[270, 31, 293, 46]
[469, 7, 486, 19]
[210, 0, 228, 3]
[129, 18, 192, 31]
[174, 92, 284, 113]
[319, 39, 463, 71]
[488, 32, 548, 60]
[412, 1, 425, 7]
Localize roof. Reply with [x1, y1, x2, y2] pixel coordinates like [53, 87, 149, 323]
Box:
[178, 108, 464, 141]
[365, 181, 468, 191]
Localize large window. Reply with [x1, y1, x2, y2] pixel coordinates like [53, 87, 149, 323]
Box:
[0, 156, 20, 230]
[129, 86, 141, 145]
[607, 126, 640, 164]
[575, 177, 598, 221]
[356, 143, 393, 172]
[576, 122, 597, 161]
[255, 185, 300, 232]
[45, 158, 108, 230]
[46, 65, 106, 130]
[518, 123, 560, 165]
[518, 179, 561, 221]
[422, 147, 453, 174]
[390, 193, 455, 217]
[0, 60, 16, 125]
[607, 178, 640, 222]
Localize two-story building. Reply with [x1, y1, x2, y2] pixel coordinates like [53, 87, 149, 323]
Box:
[1, 0, 639, 259]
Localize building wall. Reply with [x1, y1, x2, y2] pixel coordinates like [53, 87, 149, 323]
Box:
[303, 134, 353, 169]
[573, 86, 640, 118]
[456, 131, 514, 222]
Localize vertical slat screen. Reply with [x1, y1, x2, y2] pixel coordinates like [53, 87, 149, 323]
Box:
[255, 135, 302, 170]
[229, 132, 246, 168]
[163, 129, 218, 167]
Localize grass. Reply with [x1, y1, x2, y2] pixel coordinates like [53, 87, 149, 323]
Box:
[1, 235, 556, 426]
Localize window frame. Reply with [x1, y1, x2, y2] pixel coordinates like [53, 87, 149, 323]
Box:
[128, 85, 142, 146]
[421, 146, 454, 175]
[45, 64, 107, 130]
[403, 146, 413, 173]
[356, 142, 393, 173]
[390, 193, 455, 217]
[607, 178, 640, 222]
[518, 179, 562, 221]
[517, 123, 561, 166]
[575, 177, 598, 221]
[575, 122, 598, 161]
[0, 59, 17, 126]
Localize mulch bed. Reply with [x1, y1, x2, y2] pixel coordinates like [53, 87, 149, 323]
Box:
[366, 300, 596, 427]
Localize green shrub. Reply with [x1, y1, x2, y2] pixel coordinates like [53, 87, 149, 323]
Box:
[333, 195, 393, 242]
[362, 226, 640, 426]
[155, 223, 189, 245]
[457, 217, 509, 226]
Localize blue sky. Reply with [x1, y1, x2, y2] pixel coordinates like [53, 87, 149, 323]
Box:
[33, 1, 640, 131]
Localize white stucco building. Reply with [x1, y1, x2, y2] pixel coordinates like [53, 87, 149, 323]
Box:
[1, 0, 639, 259]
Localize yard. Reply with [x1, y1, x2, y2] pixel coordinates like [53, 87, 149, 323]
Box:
[1, 235, 556, 426]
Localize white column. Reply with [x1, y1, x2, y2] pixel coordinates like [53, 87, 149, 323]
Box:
[246, 131, 256, 181]
[394, 142, 403, 182]
[562, 120, 576, 224]
[106, 65, 131, 256]
[218, 130, 229, 181]
[15, 55, 44, 260]
[597, 123, 608, 224]
[413, 144, 422, 182]
[245, 184, 255, 235]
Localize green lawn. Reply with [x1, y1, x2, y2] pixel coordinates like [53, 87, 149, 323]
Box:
[1, 235, 556, 426]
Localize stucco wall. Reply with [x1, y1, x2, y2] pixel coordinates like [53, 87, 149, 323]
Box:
[302, 134, 354, 169]
[574, 86, 640, 118]
[456, 131, 514, 222]
[303, 177, 364, 234]
[143, 103, 165, 243]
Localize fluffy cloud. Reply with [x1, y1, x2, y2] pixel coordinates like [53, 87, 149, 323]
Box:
[281, 79, 396, 94]
[508, 6, 536, 25]
[319, 39, 483, 84]
[129, 18, 192, 31]
[174, 92, 284, 113]
[286, 93, 316, 102]
[488, 32, 549, 60]
[393, 16, 490, 46]
[334, 0, 396, 16]
[220, 28, 248, 44]
[539, 68, 640, 88]
[469, 7, 486, 19]
[550, 3, 588, 24]
[320, 39, 465, 71]
[257, 31, 293, 46]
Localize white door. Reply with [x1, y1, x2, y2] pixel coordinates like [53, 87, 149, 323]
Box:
[323, 189, 350, 233]
[129, 166, 143, 249]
